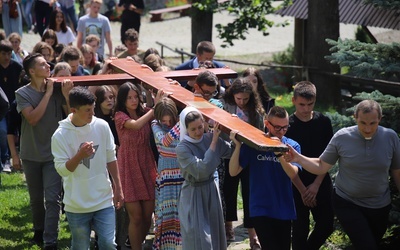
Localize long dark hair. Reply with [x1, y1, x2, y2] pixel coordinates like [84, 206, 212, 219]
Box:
[49, 9, 68, 33]
[94, 85, 116, 119]
[115, 82, 145, 117]
[223, 77, 265, 128]
[243, 68, 272, 100]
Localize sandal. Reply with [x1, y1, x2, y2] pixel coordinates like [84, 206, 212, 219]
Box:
[250, 237, 261, 250]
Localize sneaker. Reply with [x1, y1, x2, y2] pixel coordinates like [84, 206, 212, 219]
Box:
[2, 160, 11, 173]
[29, 230, 43, 246]
[124, 236, 131, 247]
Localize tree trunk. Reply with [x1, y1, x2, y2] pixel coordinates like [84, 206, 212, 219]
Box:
[305, 0, 340, 107]
[294, 18, 305, 82]
[191, 0, 214, 54]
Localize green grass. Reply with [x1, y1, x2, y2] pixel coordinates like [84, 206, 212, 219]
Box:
[0, 173, 71, 250]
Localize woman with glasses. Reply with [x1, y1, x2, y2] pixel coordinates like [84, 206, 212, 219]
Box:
[222, 77, 265, 249]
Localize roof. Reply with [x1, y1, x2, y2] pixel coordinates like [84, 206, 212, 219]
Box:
[276, 0, 400, 30]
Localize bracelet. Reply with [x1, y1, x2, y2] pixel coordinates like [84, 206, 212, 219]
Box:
[275, 153, 284, 158]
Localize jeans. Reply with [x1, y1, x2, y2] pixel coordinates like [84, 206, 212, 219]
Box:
[61, 5, 77, 32]
[0, 118, 9, 168]
[1, 2, 23, 36]
[22, 0, 34, 29]
[66, 206, 117, 250]
[333, 190, 391, 250]
[23, 159, 62, 245]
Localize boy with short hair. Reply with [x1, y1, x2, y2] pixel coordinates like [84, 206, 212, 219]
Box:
[176, 41, 230, 88]
[77, 0, 113, 58]
[229, 106, 301, 249]
[285, 81, 334, 250]
[117, 28, 144, 59]
[51, 86, 124, 249]
[61, 46, 89, 76]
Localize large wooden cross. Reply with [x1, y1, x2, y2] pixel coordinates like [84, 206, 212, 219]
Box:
[56, 58, 287, 152]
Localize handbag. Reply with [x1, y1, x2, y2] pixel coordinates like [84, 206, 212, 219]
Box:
[9, 1, 19, 19]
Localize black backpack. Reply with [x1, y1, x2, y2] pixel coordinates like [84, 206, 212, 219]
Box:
[0, 87, 9, 120]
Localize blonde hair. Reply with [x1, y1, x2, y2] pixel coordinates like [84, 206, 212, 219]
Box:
[53, 62, 72, 76]
[91, 0, 103, 4]
[7, 32, 21, 43]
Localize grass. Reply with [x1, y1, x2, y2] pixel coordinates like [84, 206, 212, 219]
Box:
[0, 173, 72, 250]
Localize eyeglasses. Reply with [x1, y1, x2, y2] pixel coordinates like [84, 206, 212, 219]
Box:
[268, 121, 290, 132]
[199, 85, 218, 97]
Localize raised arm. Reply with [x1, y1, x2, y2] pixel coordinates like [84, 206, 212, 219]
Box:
[20, 79, 54, 126]
[229, 130, 243, 177]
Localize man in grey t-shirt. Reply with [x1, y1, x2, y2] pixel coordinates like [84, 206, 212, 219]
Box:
[286, 99, 400, 250]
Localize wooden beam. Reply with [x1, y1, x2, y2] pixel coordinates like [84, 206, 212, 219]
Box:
[154, 68, 238, 81]
[110, 58, 288, 152]
[54, 73, 134, 86]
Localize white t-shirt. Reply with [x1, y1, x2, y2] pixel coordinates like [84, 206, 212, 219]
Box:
[56, 27, 76, 45]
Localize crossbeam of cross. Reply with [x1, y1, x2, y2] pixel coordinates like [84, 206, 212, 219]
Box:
[55, 58, 287, 152]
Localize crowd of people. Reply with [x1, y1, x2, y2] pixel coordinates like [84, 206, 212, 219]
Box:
[1, 0, 400, 250]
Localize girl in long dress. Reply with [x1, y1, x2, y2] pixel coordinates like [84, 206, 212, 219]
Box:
[176, 107, 233, 250]
[151, 97, 183, 249]
[114, 82, 162, 250]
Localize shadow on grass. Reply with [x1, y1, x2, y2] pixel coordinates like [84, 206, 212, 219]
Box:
[0, 173, 71, 249]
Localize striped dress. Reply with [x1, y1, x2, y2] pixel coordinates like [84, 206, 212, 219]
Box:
[151, 120, 183, 250]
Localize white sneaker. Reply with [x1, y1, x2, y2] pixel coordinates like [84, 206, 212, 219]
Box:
[2, 160, 11, 173]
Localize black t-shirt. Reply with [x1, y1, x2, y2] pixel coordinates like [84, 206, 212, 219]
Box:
[285, 111, 333, 185]
[0, 60, 23, 103]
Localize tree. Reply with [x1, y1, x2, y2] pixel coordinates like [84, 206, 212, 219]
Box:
[191, 0, 216, 54]
[191, 0, 341, 106]
[191, 0, 288, 51]
[325, 39, 400, 81]
[326, 1, 400, 82]
[363, 0, 400, 9]
[305, 0, 340, 107]
[214, 0, 278, 47]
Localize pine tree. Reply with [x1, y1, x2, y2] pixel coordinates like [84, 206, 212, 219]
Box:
[363, 0, 400, 9]
[325, 39, 400, 81]
[325, 1, 400, 81]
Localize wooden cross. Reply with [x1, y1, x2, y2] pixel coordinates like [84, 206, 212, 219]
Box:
[55, 58, 287, 152]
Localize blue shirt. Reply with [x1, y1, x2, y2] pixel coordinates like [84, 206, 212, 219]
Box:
[239, 136, 301, 220]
